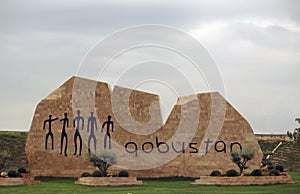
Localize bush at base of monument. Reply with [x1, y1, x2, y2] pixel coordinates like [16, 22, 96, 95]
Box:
[92, 170, 102, 177]
[81, 172, 91, 177]
[226, 169, 239, 177]
[250, 169, 262, 176]
[18, 167, 28, 174]
[210, 170, 222, 177]
[269, 169, 280, 176]
[7, 170, 21, 178]
[275, 165, 284, 172]
[118, 170, 129, 177]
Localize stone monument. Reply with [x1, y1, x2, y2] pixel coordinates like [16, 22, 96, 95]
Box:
[25, 76, 263, 177]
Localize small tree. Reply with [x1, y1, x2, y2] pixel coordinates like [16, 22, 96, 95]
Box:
[230, 147, 255, 175]
[89, 150, 117, 177]
[0, 150, 10, 172]
[287, 118, 300, 141]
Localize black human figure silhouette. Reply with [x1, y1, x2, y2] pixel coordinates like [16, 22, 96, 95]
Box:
[87, 112, 97, 154]
[60, 113, 69, 156]
[73, 110, 84, 156]
[101, 115, 114, 149]
[43, 115, 58, 150]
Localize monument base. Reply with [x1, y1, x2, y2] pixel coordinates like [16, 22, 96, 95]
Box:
[75, 177, 143, 186]
[192, 173, 294, 185]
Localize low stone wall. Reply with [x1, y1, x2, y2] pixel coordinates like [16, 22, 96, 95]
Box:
[192, 173, 294, 185]
[21, 174, 41, 185]
[75, 177, 143, 186]
[0, 178, 24, 186]
[0, 174, 40, 186]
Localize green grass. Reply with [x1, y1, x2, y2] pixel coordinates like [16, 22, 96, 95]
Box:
[0, 172, 299, 194]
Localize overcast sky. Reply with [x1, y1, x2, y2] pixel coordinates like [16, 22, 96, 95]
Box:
[0, 0, 299, 134]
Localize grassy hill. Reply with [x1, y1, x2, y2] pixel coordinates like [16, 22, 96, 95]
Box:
[0, 131, 28, 171]
[269, 141, 300, 171]
[0, 132, 299, 172]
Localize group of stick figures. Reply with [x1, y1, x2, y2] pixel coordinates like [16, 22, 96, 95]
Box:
[43, 110, 114, 156]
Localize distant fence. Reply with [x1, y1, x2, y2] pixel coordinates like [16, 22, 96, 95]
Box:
[255, 134, 291, 141]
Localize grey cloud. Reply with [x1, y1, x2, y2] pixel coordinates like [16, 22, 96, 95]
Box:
[225, 22, 300, 50]
[1, 0, 300, 35]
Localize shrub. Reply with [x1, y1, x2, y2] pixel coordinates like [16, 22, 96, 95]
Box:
[210, 170, 222, 177]
[267, 165, 274, 171]
[81, 172, 90, 177]
[269, 169, 280, 176]
[226, 169, 239, 177]
[89, 150, 117, 177]
[231, 147, 255, 174]
[118, 170, 129, 177]
[275, 165, 284, 172]
[18, 167, 27, 173]
[7, 170, 21, 178]
[92, 170, 102, 177]
[250, 169, 262, 176]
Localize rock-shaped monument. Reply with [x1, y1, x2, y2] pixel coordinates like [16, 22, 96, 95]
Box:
[25, 77, 263, 177]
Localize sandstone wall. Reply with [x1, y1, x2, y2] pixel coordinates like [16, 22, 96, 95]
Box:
[25, 76, 263, 177]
